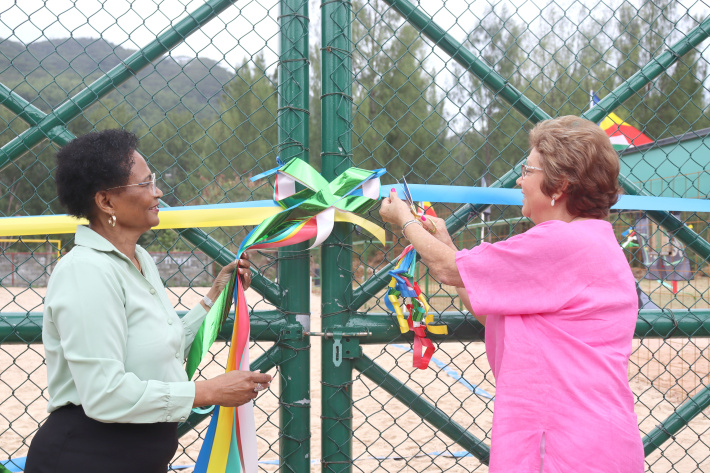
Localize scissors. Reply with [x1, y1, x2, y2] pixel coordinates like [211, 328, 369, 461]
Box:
[401, 176, 436, 234]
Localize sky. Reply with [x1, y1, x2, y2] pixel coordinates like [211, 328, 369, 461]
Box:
[6, 0, 708, 69]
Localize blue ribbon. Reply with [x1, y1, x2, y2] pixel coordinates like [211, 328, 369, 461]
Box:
[386, 184, 710, 212]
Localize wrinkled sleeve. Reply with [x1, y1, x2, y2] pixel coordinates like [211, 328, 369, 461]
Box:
[180, 302, 208, 358]
[47, 257, 195, 423]
[455, 224, 590, 317]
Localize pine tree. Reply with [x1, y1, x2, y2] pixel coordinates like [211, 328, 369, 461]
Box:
[351, 0, 448, 183]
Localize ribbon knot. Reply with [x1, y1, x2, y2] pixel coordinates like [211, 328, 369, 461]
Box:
[243, 157, 386, 253]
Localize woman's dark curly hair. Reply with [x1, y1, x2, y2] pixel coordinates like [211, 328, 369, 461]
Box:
[55, 129, 137, 220]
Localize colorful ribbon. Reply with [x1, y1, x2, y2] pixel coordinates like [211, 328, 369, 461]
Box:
[189, 158, 384, 473]
[384, 245, 448, 370]
[3, 185, 707, 239]
[387, 185, 710, 212]
[0, 201, 385, 243]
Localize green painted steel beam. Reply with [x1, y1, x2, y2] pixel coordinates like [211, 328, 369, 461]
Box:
[642, 383, 710, 456]
[344, 312, 482, 343]
[321, 1, 355, 471]
[331, 309, 710, 344]
[277, 1, 312, 470]
[381, 0, 550, 123]
[7, 309, 709, 344]
[635, 310, 710, 338]
[0, 0, 240, 171]
[177, 344, 283, 437]
[0, 310, 288, 344]
[176, 227, 283, 307]
[583, 16, 710, 125]
[353, 354, 490, 464]
[0, 83, 76, 145]
[0, 82, 46, 124]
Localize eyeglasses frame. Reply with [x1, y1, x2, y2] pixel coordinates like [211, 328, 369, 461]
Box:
[104, 172, 157, 193]
[521, 164, 543, 179]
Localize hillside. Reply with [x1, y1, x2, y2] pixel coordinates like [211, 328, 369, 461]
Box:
[0, 37, 234, 122]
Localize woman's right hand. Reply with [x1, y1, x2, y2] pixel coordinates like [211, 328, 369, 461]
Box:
[194, 370, 273, 408]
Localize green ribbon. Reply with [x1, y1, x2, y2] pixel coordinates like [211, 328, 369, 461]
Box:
[184, 158, 383, 379]
[185, 279, 234, 380]
[243, 160, 382, 250]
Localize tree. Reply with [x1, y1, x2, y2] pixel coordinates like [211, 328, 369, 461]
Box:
[449, 4, 531, 184]
[351, 0, 449, 184]
[612, 0, 710, 139]
[206, 54, 278, 204]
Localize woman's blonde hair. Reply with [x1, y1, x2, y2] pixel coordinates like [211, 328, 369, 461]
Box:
[529, 115, 621, 219]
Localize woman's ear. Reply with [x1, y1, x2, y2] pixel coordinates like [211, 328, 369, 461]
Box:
[94, 190, 115, 217]
[556, 179, 570, 198]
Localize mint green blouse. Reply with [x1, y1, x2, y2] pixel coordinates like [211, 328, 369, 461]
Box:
[42, 226, 207, 423]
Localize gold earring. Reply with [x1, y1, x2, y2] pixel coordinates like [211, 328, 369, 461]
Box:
[109, 215, 116, 227]
[551, 196, 556, 207]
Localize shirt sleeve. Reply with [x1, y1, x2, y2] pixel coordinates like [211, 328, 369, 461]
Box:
[455, 222, 591, 317]
[181, 302, 208, 358]
[46, 256, 195, 423]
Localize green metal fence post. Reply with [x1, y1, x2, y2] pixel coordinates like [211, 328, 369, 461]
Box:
[321, 1, 354, 471]
[277, 1, 311, 471]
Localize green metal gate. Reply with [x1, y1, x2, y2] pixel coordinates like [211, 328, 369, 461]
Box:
[2, 0, 710, 471]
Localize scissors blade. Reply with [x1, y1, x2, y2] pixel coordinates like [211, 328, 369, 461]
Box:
[401, 176, 415, 206]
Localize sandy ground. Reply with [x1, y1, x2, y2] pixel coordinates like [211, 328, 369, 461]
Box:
[1, 281, 710, 472]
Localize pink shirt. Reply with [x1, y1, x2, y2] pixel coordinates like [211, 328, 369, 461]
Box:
[456, 219, 644, 473]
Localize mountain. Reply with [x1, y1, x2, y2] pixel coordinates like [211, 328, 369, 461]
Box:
[0, 37, 234, 122]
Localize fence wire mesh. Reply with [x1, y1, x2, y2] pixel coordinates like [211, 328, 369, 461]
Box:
[1, 0, 710, 472]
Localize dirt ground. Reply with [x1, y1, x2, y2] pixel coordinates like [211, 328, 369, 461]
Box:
[1, 281, 710, 472]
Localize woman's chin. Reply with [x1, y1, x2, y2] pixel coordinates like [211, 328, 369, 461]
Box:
[147, 215, 160, 229]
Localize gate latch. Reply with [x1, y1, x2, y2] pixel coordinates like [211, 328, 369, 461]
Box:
[320, 330, 365, 367]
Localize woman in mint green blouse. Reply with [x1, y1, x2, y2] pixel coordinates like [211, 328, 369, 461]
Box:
[25, 129, 272, 473]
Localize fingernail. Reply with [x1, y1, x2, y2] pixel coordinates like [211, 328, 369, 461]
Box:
[391, 188, 395, 192]
[421, 216, 426, 221]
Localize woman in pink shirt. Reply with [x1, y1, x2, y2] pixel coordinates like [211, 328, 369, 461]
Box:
[380, 116, 644, 472]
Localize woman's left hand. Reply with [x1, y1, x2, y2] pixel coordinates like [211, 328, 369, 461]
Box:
[379, 189, 413, 226]
[208, 260, 237, 300]
[237, 252, 252, 290]
[203, 254, 252, 310]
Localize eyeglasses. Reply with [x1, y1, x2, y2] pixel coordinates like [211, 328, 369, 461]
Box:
[521, 164, 543, 179]
[105, 173, 156, 193]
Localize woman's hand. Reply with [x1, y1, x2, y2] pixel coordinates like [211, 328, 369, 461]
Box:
[193, 370, 273, 408]
[203, 253, 252, 306]
[237, 252, 252, 290]
[379, 189, 414, 227]
[213, 260, 237, 294]
[202, 260, 237, 308]
[422, 216, 457, 250]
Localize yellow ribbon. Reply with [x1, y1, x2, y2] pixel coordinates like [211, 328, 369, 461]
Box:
[0, 206, 385, 244]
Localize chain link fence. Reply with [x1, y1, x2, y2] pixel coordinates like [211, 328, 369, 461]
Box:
[1, 0, 710, 471]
